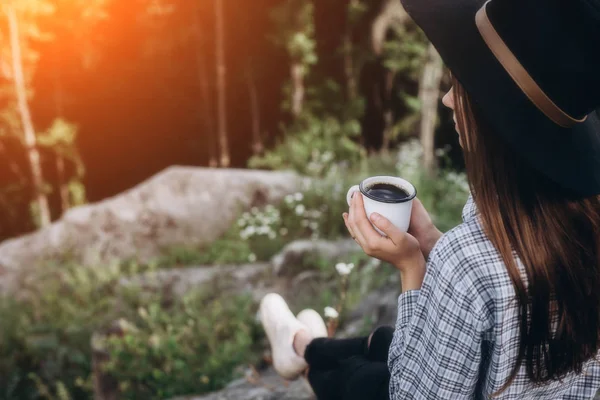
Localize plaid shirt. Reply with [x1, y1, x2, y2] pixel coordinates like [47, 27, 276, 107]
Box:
[388, 194, 600, 399]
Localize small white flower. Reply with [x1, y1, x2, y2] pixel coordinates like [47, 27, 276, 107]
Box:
[244, 226, 256, 236]
[251, 207, 259, 214]
[248, 253, 257, 263]
[268, 231, 276, 239]
[149, 334, 161, 348]
[335, 262, 354, 276]
[324, 306, 339, 319]
[257, 226, 270, 235]
[311, 210, 322, 218]
[368, 258, 382, 268]
[279, 227, 288, 236]
[285, 195, 295, 205]
[294, 192, 304, 202]
[237, 219, 246, 227]
[295, 204, 306, 216]
[309, 221, 319, 231]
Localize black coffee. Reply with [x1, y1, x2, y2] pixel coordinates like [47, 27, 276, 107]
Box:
[365, 183, 410, 202]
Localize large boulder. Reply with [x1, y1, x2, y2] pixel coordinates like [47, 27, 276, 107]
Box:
[0, 167, 300, 290]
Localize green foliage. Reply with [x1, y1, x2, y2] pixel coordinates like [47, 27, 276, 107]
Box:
[103, 291, 260, 399]
[347, 0, 368, 26]
[39, 118, 87, 205]
[249, 113, 364, 177]
[382, 22, 429, 141]
[0, 258, 259, 400]
[382, 22, 428, 78]
[269, 0, 316, 66]
[0, 261, 132, 399]
[159, 235, 253, 267]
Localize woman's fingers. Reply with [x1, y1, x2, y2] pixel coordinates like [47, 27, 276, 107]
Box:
[370, 213, 404, 246]
[351, 194, 384, 254]
[348, 195, 369, 247]
[343, 213, 356, 241]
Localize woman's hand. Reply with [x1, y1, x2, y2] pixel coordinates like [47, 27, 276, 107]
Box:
[343, 193, 426, 291]
[408, 198, 443, 260]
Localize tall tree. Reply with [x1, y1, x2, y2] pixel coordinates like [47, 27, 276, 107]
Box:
[371, 0, 409, 152]
[343, 0, 368, 101]
[245, 63, 264, 156]
[4, 2, 52, 227]
[418, 43, 443, 174]
[51, 52, 71, 213]
[271, 0, 316, 118]
[192, 1, 218, 167]
[214, 0, 230, 167]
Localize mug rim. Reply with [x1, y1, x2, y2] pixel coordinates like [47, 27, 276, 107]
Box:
[358, 176, 417, 204]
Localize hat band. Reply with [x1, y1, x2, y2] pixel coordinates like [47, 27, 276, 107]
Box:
[475, 1, 587, 128]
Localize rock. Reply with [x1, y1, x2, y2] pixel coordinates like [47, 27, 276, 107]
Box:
[271, 239, 361, 276]
[171, 368, 314, 400]
[119, 263, 271, 298]
[167, 272, 400, 400]
[339, 280, 400, 338]
[0, 167, 299, 291]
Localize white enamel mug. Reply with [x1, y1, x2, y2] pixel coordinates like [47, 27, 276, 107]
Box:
[346, 176, 417, 235]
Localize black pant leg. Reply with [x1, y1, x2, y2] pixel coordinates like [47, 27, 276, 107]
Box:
[308, 356, 390, 400]
[305, 326, 394, 400]
[340, 357, 390, 400]
[305, 336, 368, 370]
[366, 326, 394, 363]
[307, 368, 343, 400]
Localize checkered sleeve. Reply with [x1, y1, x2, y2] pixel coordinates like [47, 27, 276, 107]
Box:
[388, 250, 487, 399]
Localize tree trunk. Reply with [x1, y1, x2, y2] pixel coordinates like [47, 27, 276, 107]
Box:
[53, 52, 70, 214]
[371, 0, 409, 55]
[193, 2, 218, 168]
[7, 5, 51, 227]
[381, 69, 395, 152]
[290, 63, 305, 118]
[343, 32, 357, 101]
[56, 155, 70, 213]
[344, 0, 359, 101]
[418, 43, 444, 175]
[246, 66, 263, 156]
[214, 0, 230, 168]
[0, 140, 24, 183]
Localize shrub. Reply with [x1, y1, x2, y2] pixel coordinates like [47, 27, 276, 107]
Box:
[248, 112, 364, 178]
[0, 261, 134, 400]
[0, 261, 260, 400]
[103, 290, 261, 399]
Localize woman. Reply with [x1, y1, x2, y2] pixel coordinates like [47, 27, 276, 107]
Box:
[259, 0, 600, 398]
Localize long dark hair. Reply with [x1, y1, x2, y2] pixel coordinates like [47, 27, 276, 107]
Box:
[453, 77, 600, 392]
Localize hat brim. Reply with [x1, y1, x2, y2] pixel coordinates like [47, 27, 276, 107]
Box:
[401, 0, 600, 196]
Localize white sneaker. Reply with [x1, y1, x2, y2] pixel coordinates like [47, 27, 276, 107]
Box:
[297, 309, 328, 339]
[259, 293, 309, 380]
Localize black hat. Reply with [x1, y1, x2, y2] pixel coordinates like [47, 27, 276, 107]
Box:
[401, 0, 600, 196]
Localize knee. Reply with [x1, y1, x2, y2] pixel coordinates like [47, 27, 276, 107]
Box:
[367, 326, 394, 363]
